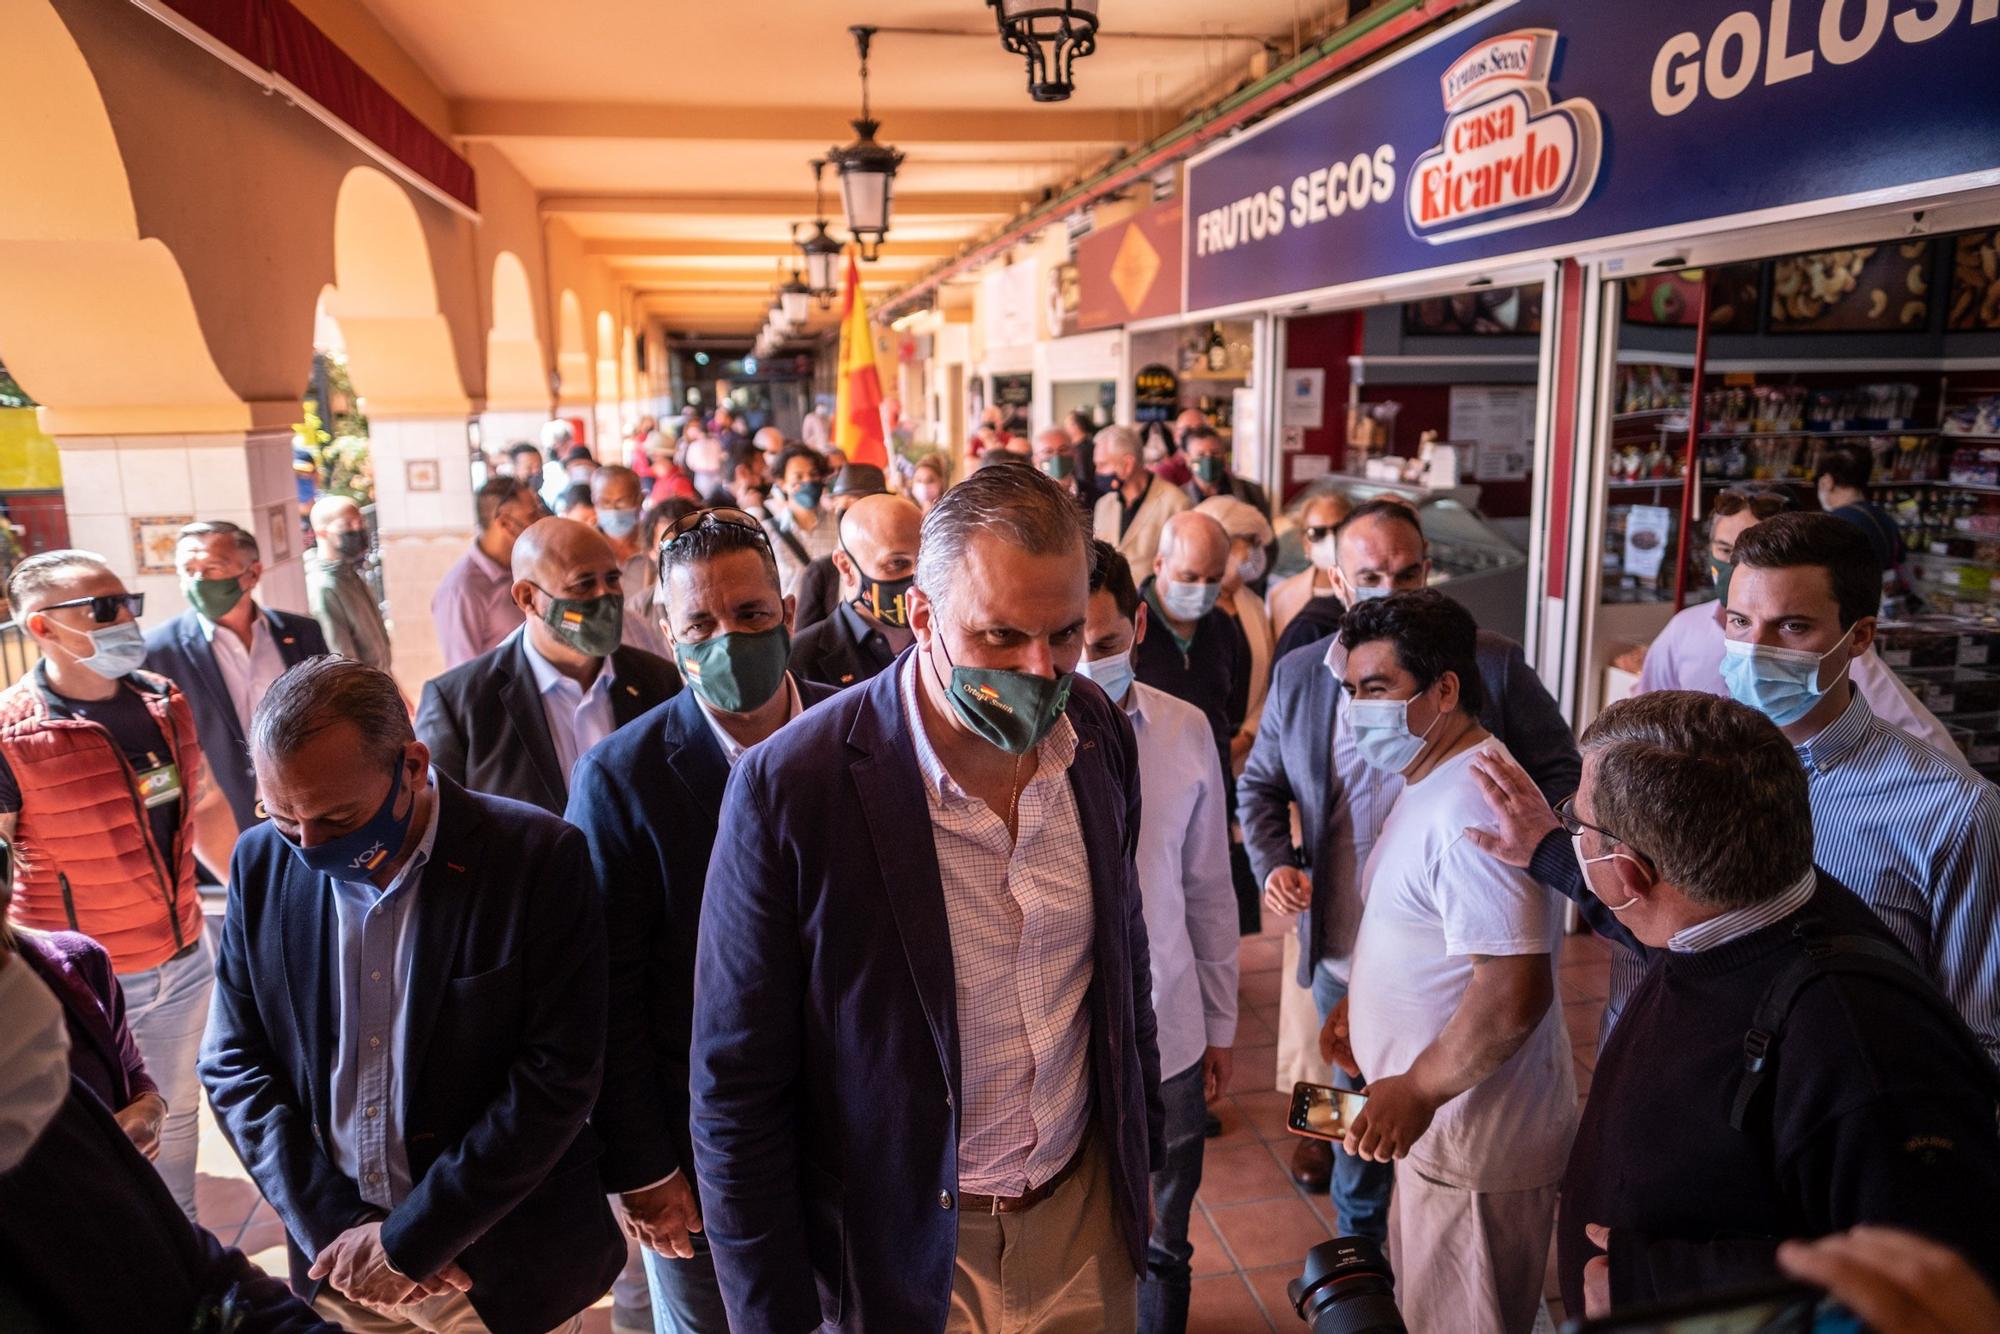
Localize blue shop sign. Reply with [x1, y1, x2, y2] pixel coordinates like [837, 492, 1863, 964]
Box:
[1184, 0, 2000, 312]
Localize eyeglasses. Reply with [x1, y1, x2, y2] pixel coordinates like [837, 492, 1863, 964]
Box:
[660, 506, 772, 552]
[40, 593, 145, 624]
[1304, 524, 1338, 544]
[1553, 794, 1642, 856]
[1711, 487, 1793, 521]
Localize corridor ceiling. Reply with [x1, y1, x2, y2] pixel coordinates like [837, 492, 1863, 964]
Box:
[343, 0, 1347, 337]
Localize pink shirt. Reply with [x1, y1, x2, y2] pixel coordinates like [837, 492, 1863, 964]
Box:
[431, 542, 526, 670]
[1637, 600, 1954, 754]
[901, 657, 1095, 1196]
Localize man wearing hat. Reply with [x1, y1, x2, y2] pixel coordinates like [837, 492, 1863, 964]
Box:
[792, 461, 889, 634]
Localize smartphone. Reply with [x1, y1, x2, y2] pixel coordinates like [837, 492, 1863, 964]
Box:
[1562, 1280, 1861, 1334]
[1286, 1081, 1367, 1142]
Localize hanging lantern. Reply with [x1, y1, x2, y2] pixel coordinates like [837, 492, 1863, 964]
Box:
[989, 0, 1100, 102]
[779, 263, 813, 326]
[796, 161, 845, 307]
[827, 26, 903, 262]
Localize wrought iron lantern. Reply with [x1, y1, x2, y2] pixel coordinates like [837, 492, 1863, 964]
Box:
[989, 0, 1100, 102]
[827, 26, 904, 262]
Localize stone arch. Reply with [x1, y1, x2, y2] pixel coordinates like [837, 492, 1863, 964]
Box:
[593, 309, 620, 452]
[324, 166, 467, 417]
[554, 289, 592, 416]
[0, 0, 245, 435]
[485, 251, 548, 412]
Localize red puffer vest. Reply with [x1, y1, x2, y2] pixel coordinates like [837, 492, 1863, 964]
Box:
[0, 669, 204, 973]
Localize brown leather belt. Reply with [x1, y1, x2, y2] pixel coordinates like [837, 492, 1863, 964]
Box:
[956, 1139, 1088, 1215]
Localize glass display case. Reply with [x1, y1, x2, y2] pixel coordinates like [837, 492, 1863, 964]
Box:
[1418, 496, 1530, 646]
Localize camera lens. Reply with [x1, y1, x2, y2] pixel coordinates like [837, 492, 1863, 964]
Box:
[1288, 1236, 1407, 1334]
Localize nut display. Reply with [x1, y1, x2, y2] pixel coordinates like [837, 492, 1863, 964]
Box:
[1948, 230, 2000, 331]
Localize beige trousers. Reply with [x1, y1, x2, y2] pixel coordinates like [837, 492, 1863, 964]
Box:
[1276, 931, 1336, 1091]
[947, 1132, 1139, 1334]
[311, 1287, 584, 1334]
[1388, 1163, 1557, 1334]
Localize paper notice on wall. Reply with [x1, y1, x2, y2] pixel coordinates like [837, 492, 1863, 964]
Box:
[1281, 426, 1306, 453]
[1448, 385, 1534, 482]
[1283, 368, 1327, 428]
[1291, 455, 1331, 483]
[1624, 505, 1673, 581]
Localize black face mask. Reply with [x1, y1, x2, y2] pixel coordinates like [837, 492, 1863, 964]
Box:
[333, 530, 369, 562]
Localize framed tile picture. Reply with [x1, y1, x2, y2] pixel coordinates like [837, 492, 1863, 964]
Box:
[405, 458, 441, 492]
[131, 515, 193, 574]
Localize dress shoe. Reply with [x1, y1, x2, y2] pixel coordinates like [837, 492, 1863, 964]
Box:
[1290, 1135, 1333, 1192]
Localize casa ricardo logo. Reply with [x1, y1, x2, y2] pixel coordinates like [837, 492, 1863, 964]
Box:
[1405, 29, 1602, 245]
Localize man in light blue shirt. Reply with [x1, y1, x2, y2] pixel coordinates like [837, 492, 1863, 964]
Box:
[1080, 540, 1238, 1334]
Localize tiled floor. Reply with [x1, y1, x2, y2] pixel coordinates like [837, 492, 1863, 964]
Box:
[193, 913, 1614, 1333]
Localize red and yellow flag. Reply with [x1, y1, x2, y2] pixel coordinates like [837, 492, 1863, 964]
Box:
[834, 249, 888, 467]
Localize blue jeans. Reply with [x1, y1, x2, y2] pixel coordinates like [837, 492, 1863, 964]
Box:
[641, 1229, 732, 1334]
[1309, 962, 1393, 1243]
[1138, 1061, 1209, 1334]
[125, 920, 215, 1222]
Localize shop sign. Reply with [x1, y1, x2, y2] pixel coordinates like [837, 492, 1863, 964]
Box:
[1077, 200, 1185, 332]
[1134, 363, 1180, 423]
[1185, 0, 2000, 311]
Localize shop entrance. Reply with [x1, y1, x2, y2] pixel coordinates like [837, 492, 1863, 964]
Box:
[1274, 284, 1547, 646]
[1577, 225, 2000, 780]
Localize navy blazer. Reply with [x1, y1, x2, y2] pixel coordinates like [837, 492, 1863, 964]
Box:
[416, 628, 681, 815]
[690, 657, 1166, 1333]
[565, 678, 838, 1194]
[1240, 629, 1600, 984]
[199, 775, 623, 1334]
[143, 606, 328, 831]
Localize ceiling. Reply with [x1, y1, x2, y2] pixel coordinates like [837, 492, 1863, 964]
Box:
[349, 0, 1352, 338]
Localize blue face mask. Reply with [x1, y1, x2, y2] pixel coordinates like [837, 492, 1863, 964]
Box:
[1347, 691, 1442, 773]
[275, 757, 416, 880]
[598, 507, 641, 539]
[1157, 578, 1221, 621]
[789, 481, 825, 512]
[1347, 584, 1391, 603]
[1718, 629, 1853, 727]
[1075, 649, 1135, 705]
[62, 620, 147, 679]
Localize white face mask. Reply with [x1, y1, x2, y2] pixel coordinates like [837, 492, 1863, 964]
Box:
[1309, 537, 1340, 573]
[1075, 648, 1135, 705]
[0, 956, 71, 1172]
[1237, 548, 1269, 585]
[1347, 691, 1442, 773]
[1570, 835, 1643, 913]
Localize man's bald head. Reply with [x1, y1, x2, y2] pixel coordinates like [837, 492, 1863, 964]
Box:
[1156, 511, 1230, 583]
[1032, 429, 1068, 460]
[511, 516, 616, 586]
[309, 495, 362, 533]
[836, 494, 922, 598]
[1175, 408, 1207, 437]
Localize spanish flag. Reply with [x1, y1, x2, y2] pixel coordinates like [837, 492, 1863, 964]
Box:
[834, 249, 888, 467]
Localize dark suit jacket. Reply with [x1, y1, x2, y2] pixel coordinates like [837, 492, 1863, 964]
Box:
[565, 678, 839, 1194]
[1240, 630, 1593, 984]
[791, 554, 842, 634]
[142, 607, 327, 830]
[788, 602, 897, 691]
[199, 776, 623, 1334]
[690, 657, 1165, 1333]
[415, 629, 680, 814]
[0, 1079, 335, 1334]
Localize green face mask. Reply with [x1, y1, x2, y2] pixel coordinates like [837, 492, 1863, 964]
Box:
[184, 575, 246, 621]
[935, 634, 1072, 756]
[1037, 454, 1074, 481]
[677, 625, 791, 714]
[538, 590, 624, 658]
[1193, 455, 1227, 485]
[1709, 556, 1734, 602]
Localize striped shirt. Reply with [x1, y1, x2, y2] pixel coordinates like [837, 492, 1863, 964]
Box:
[1668, 869, 1818, 953]
[1794, 689, 2000, 1066]
[901, 656, 1096, 1196]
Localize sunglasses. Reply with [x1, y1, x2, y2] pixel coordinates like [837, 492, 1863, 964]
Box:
[1304, 524, 1339, 544]
[41, 593, 146, 624]
[1711, 488, 1793, 520]
[660, 506, 773, 551]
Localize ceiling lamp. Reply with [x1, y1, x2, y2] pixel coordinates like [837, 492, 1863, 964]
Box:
[827, 26, 904, 262]
[778, 259, 813, 326]
[796, 161, 845, 307]
[988, 0, 1100, 102]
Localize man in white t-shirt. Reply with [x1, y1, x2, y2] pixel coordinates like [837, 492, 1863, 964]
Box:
[1321, 589, 1576, 1334]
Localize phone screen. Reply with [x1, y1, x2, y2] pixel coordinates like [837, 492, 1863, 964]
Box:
[1287, 1082, 1367, 1142]
[1564, 1283, 1861, 1334]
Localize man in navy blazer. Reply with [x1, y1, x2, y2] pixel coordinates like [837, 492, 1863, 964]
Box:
[142, 520, 327, 873]
[567, 506, 837, 1334]
[199, 657, 622, 1334]
[691, 467, 1165, 1334]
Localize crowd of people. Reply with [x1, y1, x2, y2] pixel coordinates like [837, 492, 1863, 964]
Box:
[1, 404, 1997, 1334]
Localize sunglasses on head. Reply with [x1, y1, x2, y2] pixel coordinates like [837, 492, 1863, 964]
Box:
[1711, 488, 1793, 521]
[41, 593, 145, 624]
[660, 506, 773, 551]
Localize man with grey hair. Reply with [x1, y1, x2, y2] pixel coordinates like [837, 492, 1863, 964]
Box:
[1552, 690, 2000, 1322]
[1093, 423, 1189, 573]
[1134, 511, 1248, 792]
[1031, 427, 1083, 506]
[692, 467, 1165, 1332]
[304, 495, 391, 673]
[202, 656, 623, 1332]
[1, 549, 212, 1221]
[145, 520, 328, 878]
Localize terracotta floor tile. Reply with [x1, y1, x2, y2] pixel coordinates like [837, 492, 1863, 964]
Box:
[233, 1209, 290, 1259]
[1227, 1043, 1279, 1093]
[1188, 1273, 1274, 1334]
[1207, 1196, 1333, 1270]
[1235, 1005, 1278, 1045]
[194, 1171, 262, 1236]
[1242, 1261, 1307, 1328]
[1240, 970, 1283, 1007]
[1188, 1207, 1234, 1278]
[1248, 1000, 1283, 1031]
[1195, 1140, 1296, 1207]
[1232, 1089, 1294, 1142]
[1239, 936, 1284, 973]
